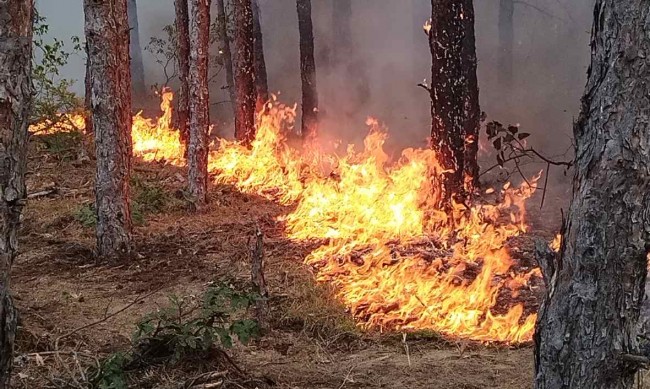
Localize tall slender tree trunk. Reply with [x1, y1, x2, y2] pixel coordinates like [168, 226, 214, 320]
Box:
[462, 1, 480, 193]
[498, 0, 514, 87]
[216, 0, 236, 115]
[174, 0, 190, 152]
[0, 2, 33, 386]
[534, 1, 650, 388]
[251, 0, 268, 111]
[84, 0, 133, 259]
[127, 0, 146, 101]
[332, 0, 352, 66]
[428, 0, 479, 206]
[188, 0, 211, 206]
[84, 41, 93, 135]
[297, 0, 318, 141]
[233, 0, 256, 144]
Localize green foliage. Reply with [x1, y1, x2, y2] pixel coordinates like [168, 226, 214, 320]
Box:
[39, 130, 83, 159]
[75, 204, 97, 227]
[134, 183, 168, 213]
[91, 284, 259, 388]
[32, 12, 83, 126]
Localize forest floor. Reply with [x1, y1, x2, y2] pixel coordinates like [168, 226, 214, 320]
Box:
[10, 130, 647, 389]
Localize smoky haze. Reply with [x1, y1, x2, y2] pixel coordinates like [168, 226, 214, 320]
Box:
[37, 0, 592, 160]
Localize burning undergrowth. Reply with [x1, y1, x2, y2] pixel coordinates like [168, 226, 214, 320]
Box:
[31, 92, 544, 344]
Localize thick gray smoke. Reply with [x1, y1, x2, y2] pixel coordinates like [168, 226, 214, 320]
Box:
[37, 0, 593, 158]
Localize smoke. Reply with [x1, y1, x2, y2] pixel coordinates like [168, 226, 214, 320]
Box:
[37, 0, 592, 160]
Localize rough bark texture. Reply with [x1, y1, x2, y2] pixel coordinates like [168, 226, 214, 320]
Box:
[534, 2, 650, 388]
[127, 0, 146, 101]
[188, 0, 211, 206]
[498, 0, 514, 87]
[332, 0, 352, 65]
[0, 2, 33, 386]
[216, 0, 236, 115]
[251, 0, 268, 112]
[174, 0, 190, 152]
[428, 0, 480, 206]
[84, 41, 93, 135]
[461, 1, 480, 193]
[297, 0, 318, 140]
[84, 0, 133, 259]
[233, 0, 256, 144]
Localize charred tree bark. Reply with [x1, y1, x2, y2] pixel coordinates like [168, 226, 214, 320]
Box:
[428, 0, 480, 206]
[84, 0, 133, 259]
[127, 0, 146, 101]
[216, 0, 236, 115]
[461, 2, 480, 193]
[0, 2, 33, 386]
[498, 0, 514, 87]
[188, 0, 211, 206]
[332, 0, 352, 66]
[297, 0, 318, 140]
[233, 0, 256, 144]
[251, 0, 268, 112]
[174, 0, 190, 152]
[534, 2, 650, 388]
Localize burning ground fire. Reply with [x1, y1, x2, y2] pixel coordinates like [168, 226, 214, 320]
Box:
[32, 92, 543, 343]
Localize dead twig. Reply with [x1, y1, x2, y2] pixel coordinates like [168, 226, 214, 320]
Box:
[250, 225, 269, 333]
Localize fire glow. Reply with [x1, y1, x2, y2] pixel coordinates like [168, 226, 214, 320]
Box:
[32, 92, 542, 343]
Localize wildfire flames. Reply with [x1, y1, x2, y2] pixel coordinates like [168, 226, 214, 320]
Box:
[32, 92, 543, 343]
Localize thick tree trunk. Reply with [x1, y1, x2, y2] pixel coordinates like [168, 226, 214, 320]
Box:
[332, 0, 352, 66]
[251, 0, 268, 112]
[84, 41, 93, 135]
[297, 0, 318, 141]
[534, 2, 650, 388]
[84, 0, 133, 259]
[127, 0, 146, 101]
[0, 2, 33, 386]
[233, 0, 256, 144]
[216, 0, 236, 115]
[174, 0, 190, 152]
[188, 0, 211, 206]
[461, 1, 480, 193]
[428, 0, 479, 206]
[498, 0, 514, 87]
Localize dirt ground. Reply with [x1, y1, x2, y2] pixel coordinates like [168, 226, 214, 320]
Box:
[10, 132, 648, 388]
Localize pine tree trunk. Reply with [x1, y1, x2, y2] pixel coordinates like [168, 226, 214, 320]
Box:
[84, 41, 93, 135]
[84, 0, 133, 259]
[174, 0, 190, 152]
[216, 0, 236, 115]
[498, 0, 514, 87]
[251, 0, 268, 112]
[461, 1, 480, 193]
[428, 0, 479, 206]
[0, 2, 33, 386]
[188, 0, 211, 206]
[233, 0, 256, 144]
[297, 0, 318, 140]
[127, 0, 146, 101]
[534, 2, 650, 388]
[332, 0, 352, 65]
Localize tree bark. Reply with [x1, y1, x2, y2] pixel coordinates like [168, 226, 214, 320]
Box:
[127, 0, 146, 101]
[84, 41, 93, 135]
[461, 1, 480, 193]
[0, 2, 33, 386]
[84, 0, 133, 259]
[233, 0, 256, 144]
[174, 0, 190, 152]
[332, 0, 352, 66]
[251, 0, 268, 112]
[297, 0, 318, 141]
[498, 0, 514, 87]
[428, 0, 480, 206]
[216, 0, 236, 115]
[188, 0, 211, 206]
[534, 1, 650, 388]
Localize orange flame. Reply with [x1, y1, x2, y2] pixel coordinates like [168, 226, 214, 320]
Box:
[33, 92, 543, 343]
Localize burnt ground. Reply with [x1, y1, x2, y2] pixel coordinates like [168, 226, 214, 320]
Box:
[10, 132, 650, 388]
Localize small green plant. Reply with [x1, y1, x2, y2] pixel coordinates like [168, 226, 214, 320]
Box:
[39, 131, 83, 159]
[91, 283, 260, 388]
[75, 204, 97, 227]
[134, 184, 168, 213]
